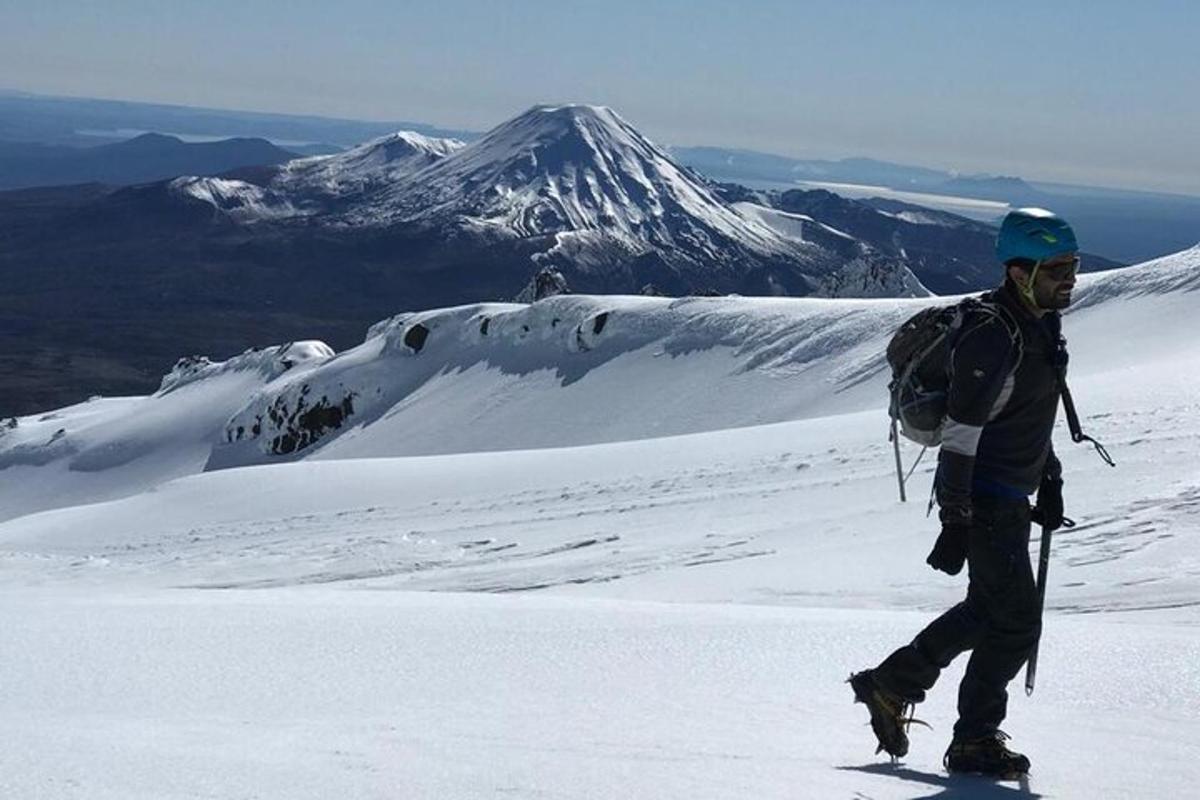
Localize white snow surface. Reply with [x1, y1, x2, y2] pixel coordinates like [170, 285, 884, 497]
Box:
[734, 201, 929, 297]
[2, 245, 1199, 798]
[735, 201, 849, 243]
[171, 129, 466, 212]
[874, 207, 968, 227]
[274, 130, 465, 199]
[170, 176, 305, 220]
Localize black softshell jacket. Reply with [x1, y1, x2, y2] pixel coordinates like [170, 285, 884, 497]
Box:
[936, 281, 1064, 512]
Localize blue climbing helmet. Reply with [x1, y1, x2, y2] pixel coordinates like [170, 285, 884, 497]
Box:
[996, 207, 1078, 265]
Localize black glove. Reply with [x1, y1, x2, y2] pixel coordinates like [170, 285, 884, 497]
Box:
[1031, 475, 1065, 531]
[927, 506, 971, 575]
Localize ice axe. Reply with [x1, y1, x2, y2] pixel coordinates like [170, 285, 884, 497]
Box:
[1027, 378, 1111, 694]
[1023, 522, 1052, 696]
[1024, 515, 1075, 696]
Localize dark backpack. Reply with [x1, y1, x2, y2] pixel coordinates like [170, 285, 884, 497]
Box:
[886, 295, 1022, 448]
[885, 293, 1114, 503]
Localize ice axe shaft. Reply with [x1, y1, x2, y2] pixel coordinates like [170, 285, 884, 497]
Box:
[1024, 522, 1053, 696]
[890, 418, 907, 503]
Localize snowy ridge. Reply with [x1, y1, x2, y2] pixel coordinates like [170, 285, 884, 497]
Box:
[815, 255, 931, 298]
[0, 290, 911, 521]
[170, 176, 305, 220]
[873, 208, 962, 226]
[0, 342, 331, 521]
[274, 130, 464, 199]
[157, 341, 334, 395]
[0, 246, 1195, 521]
[1070, 242, 1200, 308]
[210, 293, 913, 468]
[735, 202, 929, 297]
[734, 201, 855, 243]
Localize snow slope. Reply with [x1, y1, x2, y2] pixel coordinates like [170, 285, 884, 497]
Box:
[1, 590, 1196, 800]
[0, 342, 332, 523]
[1, 246, 1198, 798]
[273, 130, 465, 199]
[170, 175, 305, 220]
[0, 291, 939, 522]
[3, 245, 1196, 522]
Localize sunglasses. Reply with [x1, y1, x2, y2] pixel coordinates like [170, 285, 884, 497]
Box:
[1037, 257, 1080, 281]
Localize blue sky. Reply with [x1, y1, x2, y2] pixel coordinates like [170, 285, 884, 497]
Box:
[2, 0, 1197, 194]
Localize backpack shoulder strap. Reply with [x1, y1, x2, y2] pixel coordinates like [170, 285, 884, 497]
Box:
[953, 295, 1024, 374]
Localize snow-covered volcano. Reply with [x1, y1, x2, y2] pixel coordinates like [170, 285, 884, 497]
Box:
[357, 105, 782, 244]
[373, 105, 931, 295]
[163, 104, 926, 298]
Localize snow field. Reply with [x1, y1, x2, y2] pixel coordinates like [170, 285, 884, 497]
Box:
[0, 244, 1198, 798]
[0, 590, 1196, 800]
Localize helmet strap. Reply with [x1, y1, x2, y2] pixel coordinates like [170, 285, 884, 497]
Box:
[1017, 260, 1042, 310]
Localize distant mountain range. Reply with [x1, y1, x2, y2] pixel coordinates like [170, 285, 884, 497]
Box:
[0, 104, 1114, 416]
[671, 146, 1200, 263]
[0, 90, 476, 149]
[4, 90, 1195, 262]
[0, 133, 300, 190]
[670, 148, 956, 189]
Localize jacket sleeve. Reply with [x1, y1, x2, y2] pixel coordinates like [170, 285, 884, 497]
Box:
[1043, 442, 1062, 482]
[936, 317, 1018, 513]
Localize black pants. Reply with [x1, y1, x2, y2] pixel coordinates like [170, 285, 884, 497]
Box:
[874, 497, 1041, 739]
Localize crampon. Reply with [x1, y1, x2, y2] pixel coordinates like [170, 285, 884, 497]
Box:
[944, 730, 1031, 778]
[848, 670, 930, 760]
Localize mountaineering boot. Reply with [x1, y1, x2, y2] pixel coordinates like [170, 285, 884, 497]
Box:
[944, 730, 1031, 777]
[848, 670, 923, 758]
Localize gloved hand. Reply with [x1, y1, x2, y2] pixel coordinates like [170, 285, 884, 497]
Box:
[927, 506, 971, 575]
[1031, 475, 1065, 531]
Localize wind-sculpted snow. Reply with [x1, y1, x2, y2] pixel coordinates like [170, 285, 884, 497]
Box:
[207, 294, 923, 468]
[0, 426, 77, 470]
[0, 342, 332, 522]
[2, 245, 1198, 522]
[1069, 243, 1200, 309]
[157, 341, 334, 395]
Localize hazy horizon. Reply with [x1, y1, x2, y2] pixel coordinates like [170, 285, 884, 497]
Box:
[2, 1, 1197, 195]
